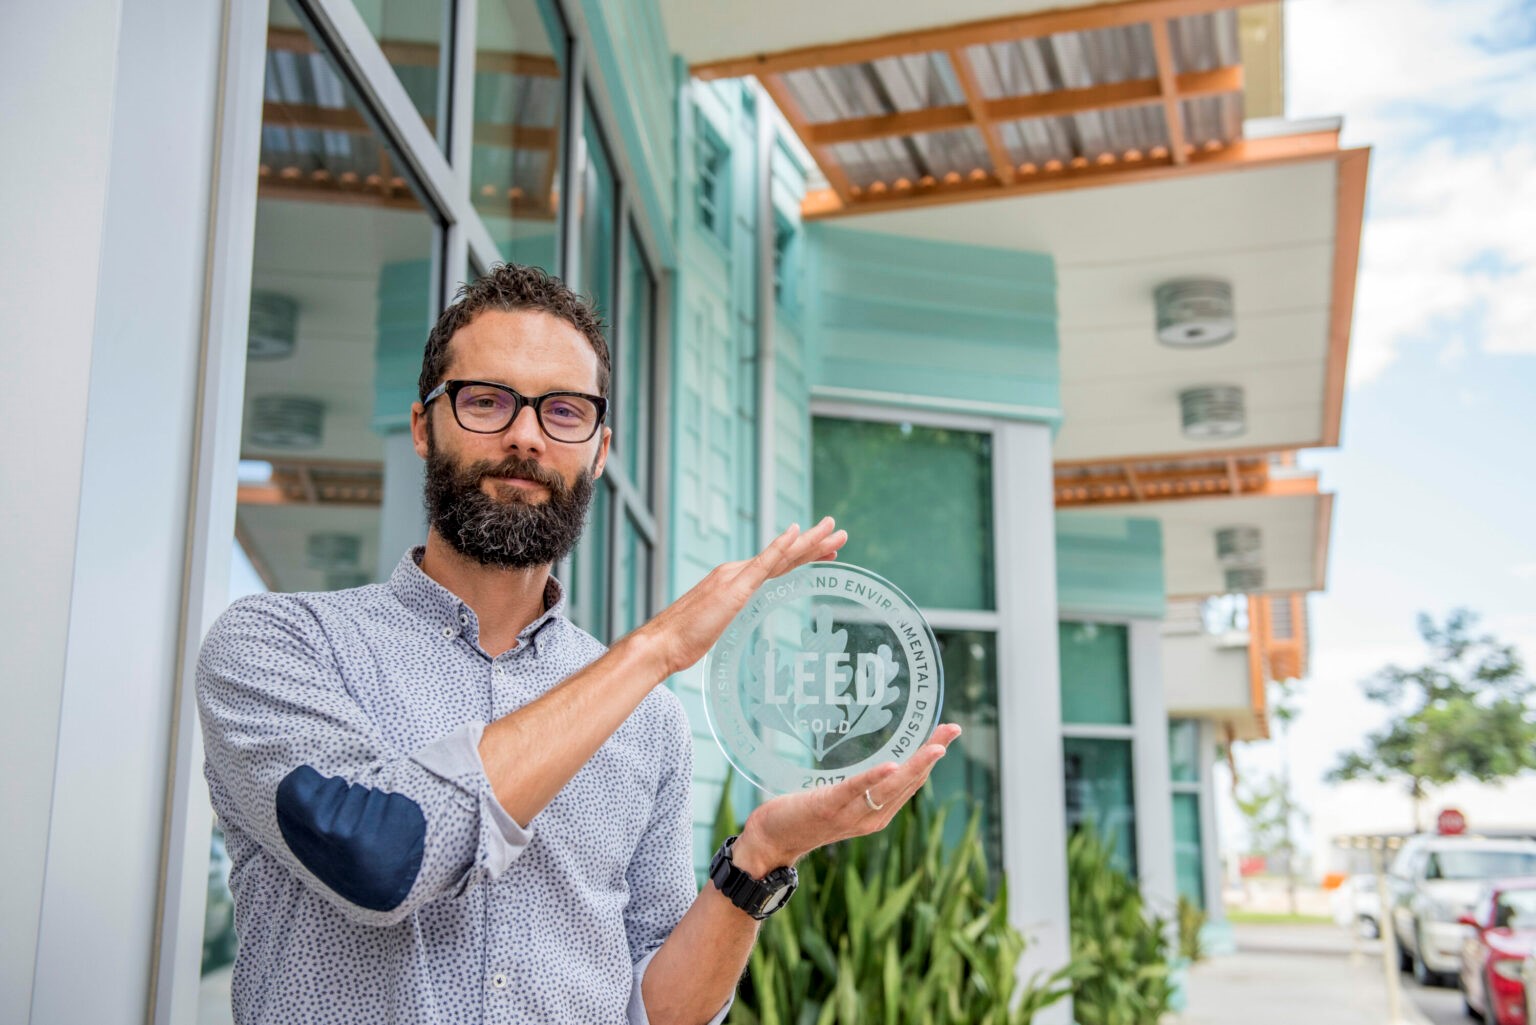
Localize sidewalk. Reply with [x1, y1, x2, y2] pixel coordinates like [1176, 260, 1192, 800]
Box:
[1177, 924, 1431, 1025]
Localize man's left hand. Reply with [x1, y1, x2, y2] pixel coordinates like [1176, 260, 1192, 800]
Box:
[728, 723, 963, 877]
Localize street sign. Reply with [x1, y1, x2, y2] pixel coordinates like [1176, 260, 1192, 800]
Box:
[1438, 807, 1468, 835]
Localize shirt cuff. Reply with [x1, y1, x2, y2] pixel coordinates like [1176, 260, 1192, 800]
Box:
[411, 721, 534, 879]
[628, 948, 733, 1025]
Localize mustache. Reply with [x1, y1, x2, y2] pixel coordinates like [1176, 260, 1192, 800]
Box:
[462, 454, 570, 497]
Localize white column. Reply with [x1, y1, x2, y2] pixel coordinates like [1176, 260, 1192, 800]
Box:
[1198, 720, 1226, 920]
[1130, 619, 1178, 918]
[993, 420, 1072, 1023]
[0, 5, 124, 1022]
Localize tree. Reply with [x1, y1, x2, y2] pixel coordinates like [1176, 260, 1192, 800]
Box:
[1327, 609, 1536, 832]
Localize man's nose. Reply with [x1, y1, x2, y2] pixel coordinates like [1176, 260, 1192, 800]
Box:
[501, 403, 545, 451]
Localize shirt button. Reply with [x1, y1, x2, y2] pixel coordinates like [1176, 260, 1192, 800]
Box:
[460, 613, 469, 625]
[441, 626, 455, 638]
[491, 972, 508, 989]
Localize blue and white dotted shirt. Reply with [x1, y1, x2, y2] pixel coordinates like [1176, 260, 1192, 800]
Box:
[197, 548, 727, 1025]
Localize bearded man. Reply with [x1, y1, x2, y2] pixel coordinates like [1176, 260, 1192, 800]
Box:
[197, 263, 958, 1025]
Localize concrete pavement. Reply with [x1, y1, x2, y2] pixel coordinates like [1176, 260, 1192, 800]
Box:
[1177, 924, 1433, 1025]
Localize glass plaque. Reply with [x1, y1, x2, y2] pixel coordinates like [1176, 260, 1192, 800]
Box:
[703, 563, 944, 795]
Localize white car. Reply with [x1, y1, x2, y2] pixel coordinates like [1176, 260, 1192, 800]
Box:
[1388, 835, 1536, 986]
[1332, 873, 1386, 938]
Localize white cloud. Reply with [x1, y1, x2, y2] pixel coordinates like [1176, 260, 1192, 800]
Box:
[1511, 563, 1536, 579]
[1286, 0, 1536, 384]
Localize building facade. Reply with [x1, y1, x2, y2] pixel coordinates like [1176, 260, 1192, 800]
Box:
[1, 1, 1364, 1023]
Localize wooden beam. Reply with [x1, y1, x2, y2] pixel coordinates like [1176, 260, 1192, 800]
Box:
[802, 128, 1341, 218]
[267, 26, 558, 77]
[258, 171, 555, 219]
[947, 49, 1014, 183]
[803, 66, 1241, 148]
[1124, 464, 1146, 501]
[761, 73, 852, 206]
[693, 0, 1271, 81]
[1148, 19, 1189, 164]
[1226, 456, 1241, 495]
[1321, 148, 1370, 447]
[262, 101, 557, 150]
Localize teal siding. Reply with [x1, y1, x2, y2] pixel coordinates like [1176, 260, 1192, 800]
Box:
[581, 0, 677, 267]
[805, 226, 1060, 424]
[668, 81, 811, 869]
[1055, 513, 1167, 620]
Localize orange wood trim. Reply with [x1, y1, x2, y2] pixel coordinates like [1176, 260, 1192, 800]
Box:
[267, 26, 558, 76]
[692, 0, 1273, 81]
[805, 104, 974, 147]
[947, 48, 1015, 183]
[233, 517, 281, 592]
[1246, 594, 1268, 724]
[1149, 19, 1190, 164]
[1124, 464, 1146, 501]
[1313, 491, 1334, 591]
[262, 101, 557, 150]
[801, 128, 1341, 218]
[1056, 447, 1299, 471]
[761, 73, 852, 207]
[1226, 456, 1241, 495]
[1322, 147, 1370, 446]
[260, 173, 555, 219]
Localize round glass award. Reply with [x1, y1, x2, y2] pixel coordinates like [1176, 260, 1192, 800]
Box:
[702, 562, 944, 795]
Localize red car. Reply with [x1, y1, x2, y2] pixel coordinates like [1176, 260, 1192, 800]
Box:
[1459, 878, 1536, 1024]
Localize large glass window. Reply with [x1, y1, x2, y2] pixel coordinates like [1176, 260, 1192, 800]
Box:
[930, 631, 1003, 877]
[355, 0, 450, 150]
[1064, 736, 1137, 877]
[1172, 792, 1204, 908]
[200, 3, 444, 1019]
[472, 0, 566, 266]
[812, 418, 994, 611]
[1059, 621, 1131, 725]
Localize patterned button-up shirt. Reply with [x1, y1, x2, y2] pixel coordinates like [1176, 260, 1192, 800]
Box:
[198, 548, 726, 1025]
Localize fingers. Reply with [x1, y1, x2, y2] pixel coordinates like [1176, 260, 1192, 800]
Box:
[850, 724, 962, 825]
[740, 517, 846, 586]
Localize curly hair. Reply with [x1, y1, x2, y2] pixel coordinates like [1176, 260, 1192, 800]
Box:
[418, 263, 610, 401]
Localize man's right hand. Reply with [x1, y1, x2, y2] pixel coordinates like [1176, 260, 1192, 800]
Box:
[636, 517, 847, 678]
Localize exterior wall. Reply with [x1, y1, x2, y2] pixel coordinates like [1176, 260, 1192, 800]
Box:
[1162, 627, 1252, 718]
[669, 79, 811, 866]
[805, 225, 1060, 422]
[1056, 513, 1166, 620]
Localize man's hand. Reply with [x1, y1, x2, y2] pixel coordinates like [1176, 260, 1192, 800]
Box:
[637, 517, 847, 678]
[728, 723, 963, 877]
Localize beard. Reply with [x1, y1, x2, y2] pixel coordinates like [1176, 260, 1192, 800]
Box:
[422, 431, 595, 569]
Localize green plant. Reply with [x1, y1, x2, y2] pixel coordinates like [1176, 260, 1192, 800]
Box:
[1176, 896, 1207, 963]
[1066, 824, 1174, 1025]
[716, 782, 1073, 1025]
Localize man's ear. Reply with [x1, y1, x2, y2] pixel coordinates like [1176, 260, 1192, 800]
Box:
[591, 425, 611, 480]
[410, 401, 430, 459]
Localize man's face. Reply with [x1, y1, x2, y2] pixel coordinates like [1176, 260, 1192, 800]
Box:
[410, 308, 611, 569]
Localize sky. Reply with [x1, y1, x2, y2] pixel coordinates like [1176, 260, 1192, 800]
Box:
[1219, 0, 1536, 856]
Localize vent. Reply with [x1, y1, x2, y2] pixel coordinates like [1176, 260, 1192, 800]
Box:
[250, 396, 324, 449]
[307, 532, 361, 570]
[1179, 385, 1246, 439]
[1215, 526, 1262, 568]
[695, 123, 729, 240]
[1154, 278, 1235, 347]
[248, 292, 299, 360]
[1224, 566, 1266, 592]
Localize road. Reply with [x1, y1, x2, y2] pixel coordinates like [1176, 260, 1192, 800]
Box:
[1402, 973, 1466, 1025]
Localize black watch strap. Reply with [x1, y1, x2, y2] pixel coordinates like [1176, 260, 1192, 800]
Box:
[709, 835, 798, 920]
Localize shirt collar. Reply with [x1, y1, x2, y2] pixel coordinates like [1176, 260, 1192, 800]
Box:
[388, 547, 567, 653]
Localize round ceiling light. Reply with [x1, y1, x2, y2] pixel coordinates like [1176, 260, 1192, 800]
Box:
[248, 292, 299, 360]
[1215, 526, 1263, 568]
[307, 532, 362, 571]
[1179, 385, 1246, 439]
[250, 396, 324, 449]
[1155, 278, 1235, 347]
[1224, 566, 1266, 593]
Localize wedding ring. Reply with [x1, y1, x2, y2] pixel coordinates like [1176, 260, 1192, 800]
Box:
[864, 789, 885, 812]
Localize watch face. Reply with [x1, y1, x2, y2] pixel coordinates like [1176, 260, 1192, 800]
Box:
[758, 887, 790, 916]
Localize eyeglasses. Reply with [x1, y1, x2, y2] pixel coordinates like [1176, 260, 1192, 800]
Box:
[422, 379, 607, 443]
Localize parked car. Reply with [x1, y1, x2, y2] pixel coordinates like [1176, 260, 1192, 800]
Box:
[1458, 879, 1536, 1024]
[1332, 873, 1387, 938]
[1388, 835, 1536, 986]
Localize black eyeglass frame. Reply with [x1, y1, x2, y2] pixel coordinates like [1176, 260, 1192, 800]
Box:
[422, 379, 609, 443]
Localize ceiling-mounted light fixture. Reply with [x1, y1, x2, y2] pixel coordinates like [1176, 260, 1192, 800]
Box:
[1154, 278, 1235, 347]
[307, 532, 361, 571]
[1179, 385, 1246, 439]
[1215, 526, 1263, 568]
[1224, 567, 1266, 593]
[248, 292, 299, 360]
[250, 396, 324, 449]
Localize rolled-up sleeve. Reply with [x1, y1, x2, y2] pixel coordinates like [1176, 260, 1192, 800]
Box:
[197, 594, 530, 928]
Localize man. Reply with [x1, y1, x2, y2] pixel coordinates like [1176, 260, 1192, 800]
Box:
[198, 263, 960, 1025]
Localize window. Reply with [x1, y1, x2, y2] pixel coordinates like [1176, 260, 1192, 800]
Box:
[1169, 719, 1204, 907]
[1060, 620, 1136, 877]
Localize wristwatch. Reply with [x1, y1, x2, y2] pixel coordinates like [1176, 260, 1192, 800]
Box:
[709, 835, 798, 920]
